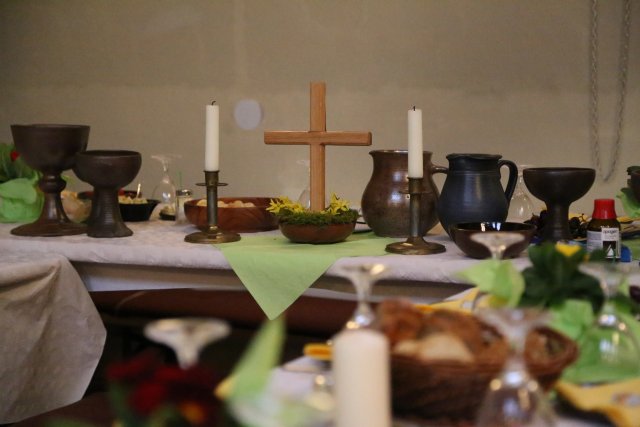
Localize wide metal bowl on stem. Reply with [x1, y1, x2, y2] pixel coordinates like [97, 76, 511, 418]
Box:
[523, 167, 595, 242]
[10, 124, 90, 237]
[74, 150, 142, 238]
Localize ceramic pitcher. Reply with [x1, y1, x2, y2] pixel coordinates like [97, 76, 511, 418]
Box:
[361, 150, 445, 237]
[436, 153, 518, 235]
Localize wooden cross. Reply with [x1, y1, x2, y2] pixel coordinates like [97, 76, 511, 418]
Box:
[264, 82, 372, 211]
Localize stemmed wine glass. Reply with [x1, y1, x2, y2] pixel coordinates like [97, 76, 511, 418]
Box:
[334, 263, 390, 330]
[563, 262, 640, 383]
[475, 308, 556, 427]
[151, 153, 180, 218]
[144, 317, 230, 369]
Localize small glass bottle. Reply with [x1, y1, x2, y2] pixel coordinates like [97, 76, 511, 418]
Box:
[586, 199, 621, 260]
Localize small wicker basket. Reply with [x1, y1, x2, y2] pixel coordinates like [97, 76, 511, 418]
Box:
[390, 325, 578, 423]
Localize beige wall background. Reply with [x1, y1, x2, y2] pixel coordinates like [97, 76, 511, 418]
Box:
[1, 0, 638, 215]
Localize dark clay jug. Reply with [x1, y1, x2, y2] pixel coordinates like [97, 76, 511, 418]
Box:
[436, 153, 518, 235]
[361, 150, 445, 237]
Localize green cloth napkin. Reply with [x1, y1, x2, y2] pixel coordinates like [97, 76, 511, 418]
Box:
[215, 232, 396, 319]
[0, 177, 42, 223]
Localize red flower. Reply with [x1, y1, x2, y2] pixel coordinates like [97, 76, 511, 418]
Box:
[10, 150, 19, 162]
[129, 381, 169, 416]
[107, 350, 163, 385]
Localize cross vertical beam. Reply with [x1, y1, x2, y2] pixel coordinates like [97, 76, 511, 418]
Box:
[264, 82, 372, 211]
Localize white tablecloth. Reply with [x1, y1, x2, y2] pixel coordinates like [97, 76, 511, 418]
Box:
[0, 253, 106, 423]
[0, 221, 529, 288]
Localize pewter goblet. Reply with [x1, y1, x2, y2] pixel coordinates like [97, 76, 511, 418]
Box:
[10, 124, 90, 236]
[74, 150, 141, 238]
[523, 167, 595, 242]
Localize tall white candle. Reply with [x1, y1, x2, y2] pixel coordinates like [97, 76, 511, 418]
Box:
[407, 107, 423, 178]
[205, 103, 220, 171]
[333, 329, 391, 427]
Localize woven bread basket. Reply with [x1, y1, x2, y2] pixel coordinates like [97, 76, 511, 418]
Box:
[390, 320, 578, 423]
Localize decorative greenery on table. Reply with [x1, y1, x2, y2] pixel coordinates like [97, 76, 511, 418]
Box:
[0, 143, 42, 223]
[267, 193, 358, 225]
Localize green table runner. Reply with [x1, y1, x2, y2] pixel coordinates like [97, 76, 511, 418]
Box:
[215, 232, 396, 319]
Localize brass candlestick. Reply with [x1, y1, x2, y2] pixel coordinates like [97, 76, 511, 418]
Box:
[184, 170, 240, 244]
[385, 177, 446, 255]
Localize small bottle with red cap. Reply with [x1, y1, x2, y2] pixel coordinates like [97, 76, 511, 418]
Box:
[586, 199, 621, 260]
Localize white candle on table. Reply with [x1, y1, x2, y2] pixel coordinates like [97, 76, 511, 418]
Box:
[407, 106, 423, 178]
[205, 103, 220, 171]
[333, 329, 391, 427]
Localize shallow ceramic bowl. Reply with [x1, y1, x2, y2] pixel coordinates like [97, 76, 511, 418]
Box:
[184, 197, 278, 233]
[630, 170, 640, 202]
[279, 222, 356, 244]
[450, 222, 536, 259]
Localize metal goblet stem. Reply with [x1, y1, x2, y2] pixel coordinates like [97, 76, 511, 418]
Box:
[184, 170, 240, 244]
[385, 177, 445, 255]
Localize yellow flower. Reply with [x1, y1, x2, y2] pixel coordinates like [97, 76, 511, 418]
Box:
[555, 243, 581, 258]
[267, 196, 305, 214]
[325, 193, 350, 215]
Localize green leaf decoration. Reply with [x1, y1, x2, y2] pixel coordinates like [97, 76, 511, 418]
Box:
[227, 317, 285, 402]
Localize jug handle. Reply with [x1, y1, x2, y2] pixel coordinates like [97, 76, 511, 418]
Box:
[498, 159, 518, 202]
[430, 164, 448, 176]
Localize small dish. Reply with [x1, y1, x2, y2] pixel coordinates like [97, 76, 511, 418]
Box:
[450, 222, 536, 259]
[119, 199, 160, 222]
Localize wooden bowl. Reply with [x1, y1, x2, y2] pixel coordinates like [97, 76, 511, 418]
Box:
[450, 222, 536, 259]
[279, 222, 356, 244]
[183, 197, 278, 233]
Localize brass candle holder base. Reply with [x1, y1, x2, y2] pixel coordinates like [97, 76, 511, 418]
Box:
[385, 177, 446, 255]
[185, 225, 240, 244]
[385, 236, 445, 255]
[184, 170, 241, 245]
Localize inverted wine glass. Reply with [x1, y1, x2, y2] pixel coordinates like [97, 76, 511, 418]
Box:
[151, 153, 180, 218]
[334, 263, 390, 330]
[563, 262, 640, 383]
[475, 308, 556, 427]
[507, 165, 535, 223]
[469, 231, 525, 310]
[471, 231, 525, 261]
[144, 317, 230, 369]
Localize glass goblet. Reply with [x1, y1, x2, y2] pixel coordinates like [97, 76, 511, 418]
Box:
[563, 262, 640, 383]
[151, 153, 180, 218]
[144, 317, 230, 369]
[334, 263, 390, 330]
[475, 308, 556, 427]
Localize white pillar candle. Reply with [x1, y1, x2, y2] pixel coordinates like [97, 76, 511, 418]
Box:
[333, 329, 391, 427]
[205, 103, 220, 171]
[407, 107, 423, 178]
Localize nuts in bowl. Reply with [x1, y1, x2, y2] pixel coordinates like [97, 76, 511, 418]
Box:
[184, 197, 278, 233]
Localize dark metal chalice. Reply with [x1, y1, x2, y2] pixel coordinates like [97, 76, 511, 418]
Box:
[74, 150, 141, 238]
[10, 124, 90, 237]
[523, 167, 595, 242]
